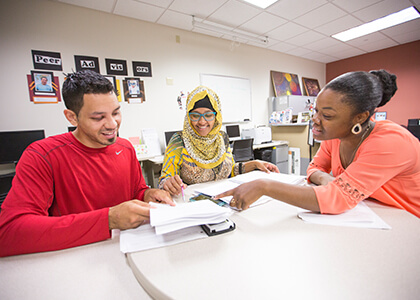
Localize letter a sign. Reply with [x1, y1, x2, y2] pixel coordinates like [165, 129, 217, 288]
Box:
[74, 55, 100, 73]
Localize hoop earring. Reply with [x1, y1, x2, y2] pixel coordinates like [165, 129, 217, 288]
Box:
[351, 123, 362, 134]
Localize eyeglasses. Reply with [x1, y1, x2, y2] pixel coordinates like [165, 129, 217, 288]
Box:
[189, 112, 216, 122]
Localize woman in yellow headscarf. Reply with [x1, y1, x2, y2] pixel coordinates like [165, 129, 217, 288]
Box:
[159, 86, 279, 196]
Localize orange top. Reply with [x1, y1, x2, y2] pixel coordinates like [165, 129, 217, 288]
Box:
[307, 120, 420, 218]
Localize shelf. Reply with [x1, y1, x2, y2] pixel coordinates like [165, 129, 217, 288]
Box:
[270, 123, 309, 127]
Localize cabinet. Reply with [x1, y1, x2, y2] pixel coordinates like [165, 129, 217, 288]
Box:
[271, 144, 289, 173]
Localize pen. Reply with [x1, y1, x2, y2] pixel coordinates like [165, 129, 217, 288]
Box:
[181, 185, 186, 203]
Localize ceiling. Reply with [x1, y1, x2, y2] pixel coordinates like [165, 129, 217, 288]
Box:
[53, 0, 420, 63]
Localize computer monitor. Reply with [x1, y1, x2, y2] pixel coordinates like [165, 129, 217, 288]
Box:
[407, 119, 420, 141]
[226, 124, 241, 141]
[164, 130, 179, 146]
[0, 130, 45, 164]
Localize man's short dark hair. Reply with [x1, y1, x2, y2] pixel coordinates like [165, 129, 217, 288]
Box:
[62, 71, 118, 116]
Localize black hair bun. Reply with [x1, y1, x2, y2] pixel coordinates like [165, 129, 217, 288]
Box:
[369, 69, 397, 107]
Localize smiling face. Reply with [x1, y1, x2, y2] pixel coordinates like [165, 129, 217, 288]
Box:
[189, 107, 216, 137]
[311, 88, 357, 141]
[67, 92, 121, 148]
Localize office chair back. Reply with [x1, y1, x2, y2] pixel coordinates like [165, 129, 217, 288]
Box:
[232, 138, 254, 162]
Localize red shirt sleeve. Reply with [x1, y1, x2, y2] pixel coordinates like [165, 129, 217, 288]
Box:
[0, 150, 112, 257]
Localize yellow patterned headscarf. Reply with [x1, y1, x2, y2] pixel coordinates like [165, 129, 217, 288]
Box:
[182, 86, 226, 169]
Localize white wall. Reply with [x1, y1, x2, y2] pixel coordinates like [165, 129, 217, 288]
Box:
[0, 0, 325, 152]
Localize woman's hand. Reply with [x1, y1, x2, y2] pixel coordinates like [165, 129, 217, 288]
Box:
[161, 175, 188, 196]
[245, 160, 280, 174]
[214, 179, 267, 210]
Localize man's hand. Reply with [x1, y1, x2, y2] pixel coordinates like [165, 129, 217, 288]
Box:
[108, 200, 152, 230]
[144, 188, 176, 206]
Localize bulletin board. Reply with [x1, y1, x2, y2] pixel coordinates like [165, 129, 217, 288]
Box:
[200, 74, 252, 123]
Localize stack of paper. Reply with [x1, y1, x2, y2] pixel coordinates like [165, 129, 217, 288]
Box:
[150, 200, 233, 234]
[120, 223, 207, 253]
[297, 201, 391, 229]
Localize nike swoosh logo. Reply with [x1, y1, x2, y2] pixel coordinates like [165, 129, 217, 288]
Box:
[116, 150, 123, 155]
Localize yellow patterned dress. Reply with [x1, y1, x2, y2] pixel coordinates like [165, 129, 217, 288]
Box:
[158, 85, 242, 187]
[159, 131, 241, 186]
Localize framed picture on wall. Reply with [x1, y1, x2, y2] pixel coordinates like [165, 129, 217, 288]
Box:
[270, 71, 302, 97]
[122, 77, 145, 103]
[374, 111, 387, 121]
[302, 77, 321, 96]
[31, 70, 54, 94]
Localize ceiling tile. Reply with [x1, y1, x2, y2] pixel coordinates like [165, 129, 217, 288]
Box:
[329, 47, 367, 60]
[330, 0, 383, 13]
[356, 37, 399, 52]
[114, 0, 165, 23]
[293, 3, 347, 28]
[239, 12, 288, 35]
[352, 0, 415, 22]
[286, 30, 326, 47]
[267, 22, 308, 41]
[315, 15, 363, 36]
[168, 0, 227, 19]
[158, 10, 193, 31]
[267, 41, 297, 53]
[389, 29, 420, 44]
[381, 18, 420, 37]
[303, 37, 343, 51]
[207, 0, 262, 27]
[57, 0, 116, 12]
[317, 42, 365, 57]
[133, 0, 173, 8]
[267, 0, 327, 20]
[298, 51, 337, 63]
[346, 31, 392, 47]
[285, 47, 314, 57]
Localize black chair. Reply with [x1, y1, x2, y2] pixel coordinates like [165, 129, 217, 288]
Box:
[232, 138, 254, 162]
[407, 119, 420, 141]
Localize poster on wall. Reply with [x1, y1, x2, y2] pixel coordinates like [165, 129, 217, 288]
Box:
[27, 71, 61, 103]
[271, 70, 302, 97]
[31, 50, 63, 71]
[105, 58, 128, 76]
[74, 55, 100, 73]
[123, 77, 145, 103]
[132, 61, 152, 77]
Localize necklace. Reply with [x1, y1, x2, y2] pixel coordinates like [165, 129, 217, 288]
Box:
[343, 123, 372, 167]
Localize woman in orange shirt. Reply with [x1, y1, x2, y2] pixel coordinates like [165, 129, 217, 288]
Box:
[216, 70, 420, 218]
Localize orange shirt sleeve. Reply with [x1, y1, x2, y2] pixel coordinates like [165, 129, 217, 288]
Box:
[308, 122, 420, 215]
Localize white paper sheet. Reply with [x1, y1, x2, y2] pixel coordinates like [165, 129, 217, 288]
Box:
[194, 171, 305, 208]
[297, 201, 391, 229]
[230, 171, 306, 185]
[120, 223, 207, 253]
[141, 128, 161, 156]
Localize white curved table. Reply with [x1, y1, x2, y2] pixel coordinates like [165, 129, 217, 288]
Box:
[127, 182, 420, 300]
[0, 231, 151, 300]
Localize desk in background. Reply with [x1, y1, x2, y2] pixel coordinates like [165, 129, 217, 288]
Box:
[127, 179, 420, 300]
[253, 140, 289, 173]
[137, 154, 164, 188]
[140, 140, 290, 188]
